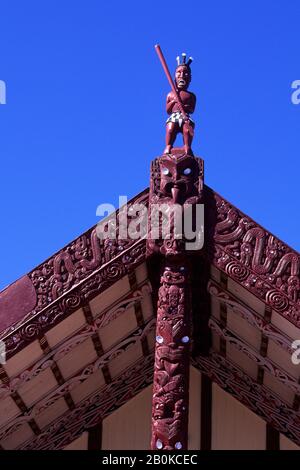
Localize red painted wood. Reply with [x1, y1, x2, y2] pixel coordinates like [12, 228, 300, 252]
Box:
[0, 276, 36, 332]
[147, 150, 204, 450]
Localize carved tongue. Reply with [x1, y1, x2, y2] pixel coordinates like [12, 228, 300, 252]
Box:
[171, 186, 180, 203]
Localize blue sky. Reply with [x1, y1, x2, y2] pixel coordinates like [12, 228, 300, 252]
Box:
[0, 0, 299, 290]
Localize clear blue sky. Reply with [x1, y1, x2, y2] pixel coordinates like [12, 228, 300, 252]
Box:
[0, 0, 299, 291]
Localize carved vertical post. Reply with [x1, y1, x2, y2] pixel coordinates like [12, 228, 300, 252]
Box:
[147, 149, 204, 451]
[151, 261, 191, 450]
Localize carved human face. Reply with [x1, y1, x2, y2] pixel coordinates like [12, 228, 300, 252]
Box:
[169, 285, 179, 308]
[159, 155, 199, 203]
[175, 65, 191, 90]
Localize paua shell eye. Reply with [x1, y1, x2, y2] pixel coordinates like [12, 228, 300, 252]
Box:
[183, 167, 192, 175]
[162, 168, 170, 176]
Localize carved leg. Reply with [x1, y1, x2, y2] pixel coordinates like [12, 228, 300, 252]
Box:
[151, 263, 191, 451]
[182, 122, 194, 156]
[164, 122, 178, 154]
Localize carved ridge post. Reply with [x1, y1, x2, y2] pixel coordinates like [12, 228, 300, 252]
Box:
[147, 149, 204, 450]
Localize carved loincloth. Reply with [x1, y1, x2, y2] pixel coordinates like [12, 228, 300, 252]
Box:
[166, 112, 194, 128]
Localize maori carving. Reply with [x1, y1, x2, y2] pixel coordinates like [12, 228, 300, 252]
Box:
[149, 152, 203, 206]
[147, 151, 204, 258]
[147, 150, 204, 450]
[155, 45, 196, 156]
[207, 190, 300, 326]
[192, 352, 300, 446]
[2, 185, 299, 362]
[151, 265, 191, 450]
[2, 239, 146, 358]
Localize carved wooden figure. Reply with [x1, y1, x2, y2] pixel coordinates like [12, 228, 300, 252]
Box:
[155, 46, 196, 156]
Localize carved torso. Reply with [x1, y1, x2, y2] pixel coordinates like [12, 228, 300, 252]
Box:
[166, 90, 196, 115]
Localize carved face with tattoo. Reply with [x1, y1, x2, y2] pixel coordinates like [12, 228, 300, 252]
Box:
[175, 65, 191, 91]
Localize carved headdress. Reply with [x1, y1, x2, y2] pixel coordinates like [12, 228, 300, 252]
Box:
[176, 53, 193, 68]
